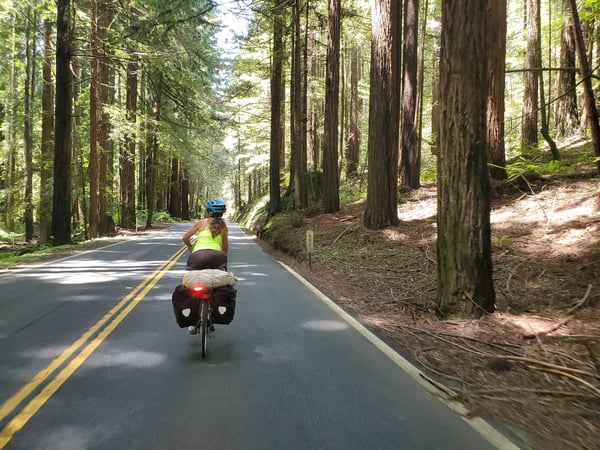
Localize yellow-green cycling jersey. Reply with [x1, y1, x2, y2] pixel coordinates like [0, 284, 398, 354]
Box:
[192, 226, 223, 252]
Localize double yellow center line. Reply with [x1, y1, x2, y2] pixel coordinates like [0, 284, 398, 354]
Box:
[0, 245, 187, 448]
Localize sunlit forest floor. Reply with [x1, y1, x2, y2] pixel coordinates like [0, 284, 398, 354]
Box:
[257, 175, 600, 449]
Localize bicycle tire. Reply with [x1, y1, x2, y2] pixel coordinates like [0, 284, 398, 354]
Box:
[201, 300, 209, 358]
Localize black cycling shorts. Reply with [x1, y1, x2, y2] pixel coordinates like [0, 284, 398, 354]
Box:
[186, 249, 227, 270]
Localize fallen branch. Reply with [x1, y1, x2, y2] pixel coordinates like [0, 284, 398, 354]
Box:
[506, 260, 525, 292]
[332, 222, 358, 246]
[527, 365, 600, 397]
[502, 355, 600, 380]
[566, 284, 593, 315]
[392, 323, 523, 355]
[523, 284, 593, 339]
[388, 323, 600, 383]
[466, 387, 593, 398]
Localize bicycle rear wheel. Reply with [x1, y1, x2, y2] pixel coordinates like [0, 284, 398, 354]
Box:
[200, 300, 209, 358]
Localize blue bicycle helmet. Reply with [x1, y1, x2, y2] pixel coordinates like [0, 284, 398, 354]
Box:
[205, 199, 227, 217]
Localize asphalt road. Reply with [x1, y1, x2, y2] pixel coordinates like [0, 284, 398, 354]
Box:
[0, 223, 520, 450]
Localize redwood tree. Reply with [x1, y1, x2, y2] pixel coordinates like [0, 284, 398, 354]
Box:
[399, 0, 420, 190]
[269, 0, 284, 216]
[487, 0, 507, 181]
[120, 12, 138, 231]
[553, 11, 579, 138]
[40, 18, 54, 245]
[436, 0, 495, 318]
[567, 0, 600, 173]
[322, 0, 341, 213]
[521, 0, 540, 151]
[344, 47, 361, 178]
[364, 0, 401, 230]
[52, 0, 74, 244]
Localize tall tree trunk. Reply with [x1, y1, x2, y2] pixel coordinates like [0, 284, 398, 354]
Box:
[553, 7, 579, 138]
[437, 0, 495, 318]
[120, 13, 138, 230]
[345, 47, 361, 177]
[52, 0, 74, 244]
[137, 73, 147, 210]
[399, 0, 420, 190]
[39, 18, 54, 245]
[168, 157, 182, 218]
[181, 168, 190, 220]
[364, 0, 401, 230]
[23, 7, 35, 241]
[567, 0, 600, 173]
[521, 0, 540, 151]
[290, 0, 307, 209]
[487, 0, 508, 181]
[536, 0, 560, 161]
[431, 45, 440, 156]
[145, 95, 160, 229]
[89, 0, 101, 238]
[89, 0, 113, 238]
[416, 0, 428, 163]
[269, 0, 284, 216]
[5, 15, 16, 232]
[72, 60, 86, 239]
[306, 36, 319, 172]
[323, 0, 341, 213]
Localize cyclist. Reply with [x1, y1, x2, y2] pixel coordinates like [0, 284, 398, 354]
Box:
[183, 199, 229, 271]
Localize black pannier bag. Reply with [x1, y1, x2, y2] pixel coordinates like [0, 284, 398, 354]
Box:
[171, 284, 200, 328]
[210, 285, 237, 325]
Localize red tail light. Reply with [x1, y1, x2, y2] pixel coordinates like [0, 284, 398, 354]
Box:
[191, 285, 210, 299]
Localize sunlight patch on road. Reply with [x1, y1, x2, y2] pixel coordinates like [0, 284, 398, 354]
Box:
[301, 320, 349, 331]
[229, 234, 257, 241]
[57, 273, 120, 284]
[87, 350, 167, 368]
[10, 258, 164, 285]
[42, 426, 91, 450]
[253, 345, 291, 363]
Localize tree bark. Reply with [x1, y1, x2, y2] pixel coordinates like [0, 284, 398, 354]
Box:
[269, 0, 284, 216]
[345, 47, 361, 177]
[40, 18, 54, 245]
[23, 6, 34, 241]
[536, 0, 560, 161]
[145, 95, 160, 229]
[399, 0, 420, 190]
[437, 0, 495, 318]
[5, 15, 16, 232]
[89, 0, 113, 238]
[553, 7, 579, 138]
[322, 0, 341, 213]
[567, 0, 600, 173]
[120, 17, 138, 230]
[52, 0, 74, 244]
[89, 0, 100, 238]
[168, 157, 182, 218]
[364, 0, 401, 230]
[487, 0, 508, 181]
[290, 0, 307, 209]
[521, 0, 540, 151]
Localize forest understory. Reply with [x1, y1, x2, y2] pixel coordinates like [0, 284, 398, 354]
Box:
[254, 177, 600, 450]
